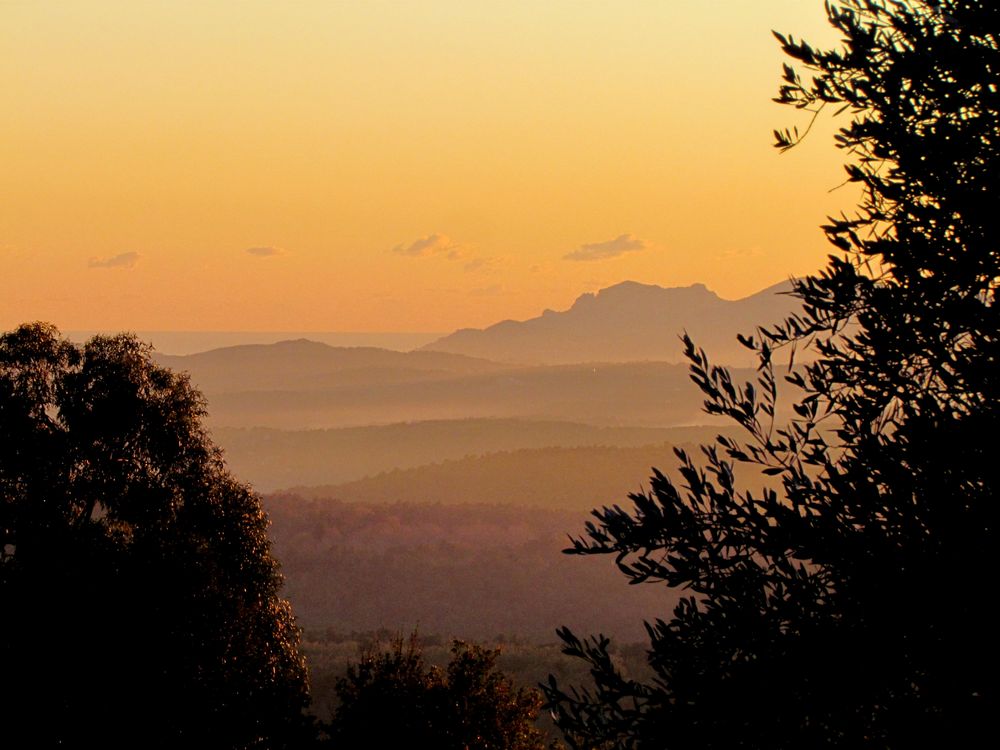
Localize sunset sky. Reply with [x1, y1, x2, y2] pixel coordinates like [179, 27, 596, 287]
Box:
[2, 1, 852, 333]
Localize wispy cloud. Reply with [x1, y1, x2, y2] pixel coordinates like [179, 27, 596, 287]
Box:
[469, 284, 503, 296]
[88, 251, 140, 269]
[720, 245, 762, 259]
[393, 233, 461, 259]
[564, 233, 648, 261]
[246, 246, 284, 258]
[463, 256, 503, 274]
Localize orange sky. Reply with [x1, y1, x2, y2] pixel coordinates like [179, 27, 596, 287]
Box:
[1, 1, 853, 333]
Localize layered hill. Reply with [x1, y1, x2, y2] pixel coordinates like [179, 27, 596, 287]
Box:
[421, 280, 799, 365]
[154, 339, 506, 393]
[195, 360, 725, 429]
[287, 441, 698, 509]
[216, 421, 729, 492]
[151, 281, 799, 430]
[155, 339, 735, 430]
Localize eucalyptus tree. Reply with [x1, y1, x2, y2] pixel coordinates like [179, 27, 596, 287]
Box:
[0, 324, 313, 749]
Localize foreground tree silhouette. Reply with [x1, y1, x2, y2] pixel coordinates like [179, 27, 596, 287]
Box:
[0, 324, 312, 749]
[544, 2, 998, 747]
[328, 633, 551, 750]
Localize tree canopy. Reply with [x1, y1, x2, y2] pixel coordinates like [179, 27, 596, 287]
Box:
[544, 1, 998, 747]
[0, 324, 311, 749]
[327, 632, 551, 750]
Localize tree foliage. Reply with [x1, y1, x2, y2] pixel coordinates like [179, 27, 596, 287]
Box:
[0, 324, 312, 749]
[327, 632, 552, 749]
[544, 1, 998, 747]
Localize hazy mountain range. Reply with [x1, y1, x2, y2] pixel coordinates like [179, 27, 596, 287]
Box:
[165, 280, 800, 646]
[420, 280, 799, 365]
[69, 331, 445, 356]
[153, 280, 797, 431]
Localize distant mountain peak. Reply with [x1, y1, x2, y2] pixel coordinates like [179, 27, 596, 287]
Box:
[421, 279, 801, 366]
[602, 280, 716, 299]
[271, 338, 335, 350]
[569, 281, 721, 310]
[605, 279, 708, 293]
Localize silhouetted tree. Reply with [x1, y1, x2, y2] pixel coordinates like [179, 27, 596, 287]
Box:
[328, 632, 552, 749]
[0, 324, 313, 749]
[544, 2, 998, 747]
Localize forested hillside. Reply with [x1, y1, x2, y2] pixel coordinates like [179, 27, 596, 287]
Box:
[288, 440, 753, 508]
[216, 421, 726, 491]
[265, 496, 674, 642]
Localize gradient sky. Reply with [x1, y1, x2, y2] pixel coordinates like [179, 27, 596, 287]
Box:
[1, 1, 853, 333]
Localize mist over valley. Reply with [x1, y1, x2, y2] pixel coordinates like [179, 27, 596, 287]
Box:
[149, 280, 799, 645]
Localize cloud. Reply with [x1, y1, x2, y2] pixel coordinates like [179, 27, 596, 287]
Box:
[246, 246, 284, 257]
[88, 251, 140, 269]
[720, 245, 763, 259]
[463, 256, 502, 273]
[469, 284, 503, 296]
[393, 233, 461, 258]
[564, 233, 648, 261]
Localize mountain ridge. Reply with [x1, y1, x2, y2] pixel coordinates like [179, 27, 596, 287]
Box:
[153, 341, 508, 394]
[421, 279, 799, 365]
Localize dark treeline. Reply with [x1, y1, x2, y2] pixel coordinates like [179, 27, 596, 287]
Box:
[302, 629, 651, 744]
